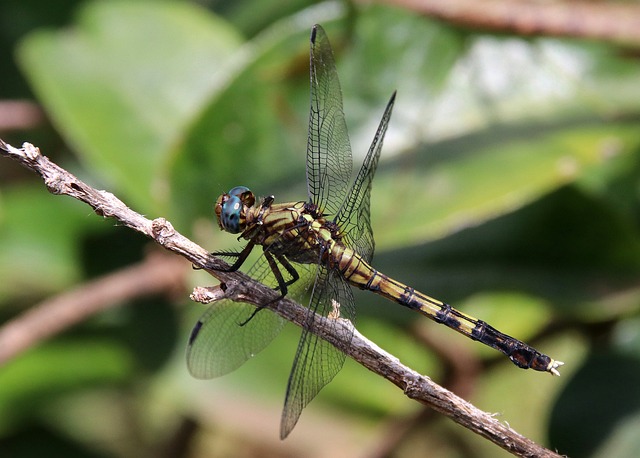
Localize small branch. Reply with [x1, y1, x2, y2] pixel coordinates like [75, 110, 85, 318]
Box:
[0, 139, 561, 457]
[0, 100, 45, 131]
[384, 0, 640, 46]
[0, 250, 188, 365]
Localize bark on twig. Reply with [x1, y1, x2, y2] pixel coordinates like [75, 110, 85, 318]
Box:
[0, 139, 562, 458]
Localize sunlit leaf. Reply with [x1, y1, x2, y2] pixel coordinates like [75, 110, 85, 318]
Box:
[18, 2, 243, 213]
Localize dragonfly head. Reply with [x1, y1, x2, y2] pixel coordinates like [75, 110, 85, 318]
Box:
[214, 186, 256, 234]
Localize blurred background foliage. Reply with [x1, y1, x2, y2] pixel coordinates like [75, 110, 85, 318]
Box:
[1, 0, 640, 457]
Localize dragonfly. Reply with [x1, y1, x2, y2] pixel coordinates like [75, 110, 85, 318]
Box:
[187, 24, 563, 439]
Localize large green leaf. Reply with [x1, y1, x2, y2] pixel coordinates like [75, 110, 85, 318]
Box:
[549, 352, 640, 457]
[0, 185, 105, 301]
[0, 340, 132, 434]
[169, 20, 318, 225]
[373, 121, 640, 248]
[17, 1, 243, 213]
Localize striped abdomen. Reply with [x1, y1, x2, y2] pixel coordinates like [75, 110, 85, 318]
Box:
[333, 245, 559, 374]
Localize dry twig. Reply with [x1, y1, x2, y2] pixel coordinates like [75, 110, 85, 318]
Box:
[0, 139, 561, 457]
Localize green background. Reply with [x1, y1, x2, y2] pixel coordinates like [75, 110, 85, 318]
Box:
[2, 1, 640, 456]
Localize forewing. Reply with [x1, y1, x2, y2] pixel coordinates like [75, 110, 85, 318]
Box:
[279, 266, 355, 439]
[187, 252, 316, 379]
[335, 92, 396, 262]
[306, 25, 352, 216]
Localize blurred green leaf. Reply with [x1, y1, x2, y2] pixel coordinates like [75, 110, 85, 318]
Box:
[592, 412, 640, 458]
[119, 296, 179, 373]
[2, 424, 110, 458]
[372, 182, 640, 314]
[170, 20, 314, 224]
[549, 352, 640, 458]
[17, 1, 243, 213]
[0, 340, 132, 433]
[222, 0, 317, 37]
[373, 121, 640, 248]
[0, 185, 105, 301]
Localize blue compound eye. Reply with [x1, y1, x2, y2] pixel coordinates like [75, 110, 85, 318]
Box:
[214, 186, 255, 234]
[228, 186, 255, 208]
[220, 195, 243, 233]
[229, 186, 250, 198]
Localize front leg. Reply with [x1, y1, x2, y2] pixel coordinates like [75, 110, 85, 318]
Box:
[208, 240, 256, 272]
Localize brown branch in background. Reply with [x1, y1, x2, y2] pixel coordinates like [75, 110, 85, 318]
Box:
[384, 0, 640, 46]
[0, 139, 561, 458]
[0, 100, 45, 131]
[0, 250, 189, 365]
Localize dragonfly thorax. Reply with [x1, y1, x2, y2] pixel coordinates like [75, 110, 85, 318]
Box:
[215, 186, 256, 234]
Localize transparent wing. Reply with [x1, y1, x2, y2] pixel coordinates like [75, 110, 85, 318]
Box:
[335, 92, 396, 263]
[186, 299, 284, 378]
[187, 253, 316, 379]
[279, 266, 355, 439]
[306, 24, 352, 216]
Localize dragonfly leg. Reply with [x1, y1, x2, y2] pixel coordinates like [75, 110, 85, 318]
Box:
[238, 251, 300, 327]
[237, 251, 285, 326]
[263, 251, 292, 298]
[274, 253, 300, 289]
[208, 241, 256, 272]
